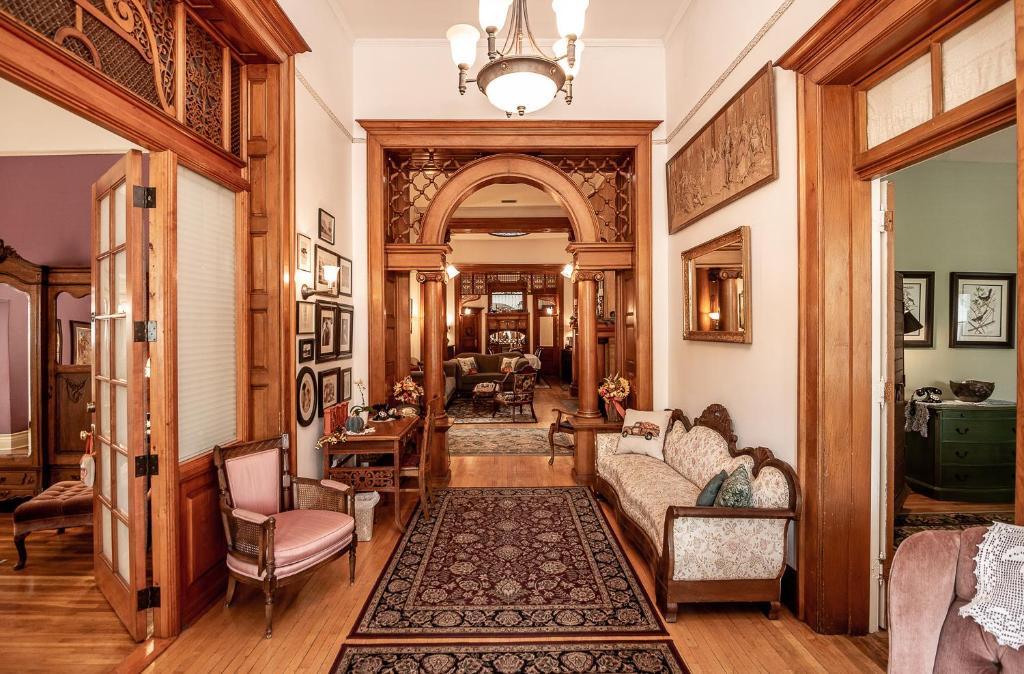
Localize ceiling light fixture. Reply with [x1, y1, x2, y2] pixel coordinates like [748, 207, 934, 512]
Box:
[446, 263, 461, 279]
[447, 0, 588, 117]
[488, 231, 528, 237]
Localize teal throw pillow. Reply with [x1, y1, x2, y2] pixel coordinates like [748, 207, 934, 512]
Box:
[697, 470, 728, 506]
[714, 465, 754, 508]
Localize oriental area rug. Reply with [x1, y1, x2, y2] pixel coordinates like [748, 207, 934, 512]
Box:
[446, 397, 525, 424]
[894, 511, 1015, 547]
[349, 487, 666, 638]
[332, 641, 689, 673]
[447, 428, 574, 456]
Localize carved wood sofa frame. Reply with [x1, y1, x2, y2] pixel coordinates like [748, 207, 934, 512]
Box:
[594, 404, 801, 621]
[213, 436, 356, 638]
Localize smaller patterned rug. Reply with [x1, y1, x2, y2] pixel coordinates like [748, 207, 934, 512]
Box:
[332, 641, 689, 673]
[894, 511, 1015, 547]
[447, 396, 536, 424]
[448, 427, 574, 456]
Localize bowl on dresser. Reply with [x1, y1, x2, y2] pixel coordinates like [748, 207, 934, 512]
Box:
[949, 380, 995, 403]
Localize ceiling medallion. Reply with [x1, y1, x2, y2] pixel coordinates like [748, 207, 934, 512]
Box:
[488, 231, 529, 237]
[447, 0, 588, 117]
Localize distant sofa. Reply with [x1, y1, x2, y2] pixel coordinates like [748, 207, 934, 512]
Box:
[409, 359, 457, 406]
[594, 404, 800, 622]
[452, 351, 531, 393]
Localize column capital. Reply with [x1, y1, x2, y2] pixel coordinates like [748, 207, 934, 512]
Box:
[573, 269, 605, 283]
[416, 270, 447, 284]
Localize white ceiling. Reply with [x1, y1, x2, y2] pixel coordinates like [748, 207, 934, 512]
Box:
[333, 0, 689, 40]
[460, 183, 557, 207]
[934, 125, 1016, 164]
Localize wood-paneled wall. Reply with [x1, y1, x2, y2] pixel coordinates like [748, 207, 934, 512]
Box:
[177, 453, 227, 627]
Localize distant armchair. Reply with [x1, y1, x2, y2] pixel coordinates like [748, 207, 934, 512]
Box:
[214, 436, 356, 639]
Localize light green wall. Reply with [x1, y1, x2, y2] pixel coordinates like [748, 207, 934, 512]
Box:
[893, 159, 1017, 401]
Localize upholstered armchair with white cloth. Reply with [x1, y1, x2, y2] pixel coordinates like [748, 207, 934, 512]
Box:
[593, 404, 799, 621]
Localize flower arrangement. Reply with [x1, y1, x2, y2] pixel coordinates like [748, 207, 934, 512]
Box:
[392, 375, 424, 405]
[598, 373, 630, 421]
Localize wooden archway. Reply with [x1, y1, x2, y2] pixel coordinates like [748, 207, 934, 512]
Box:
[418, 154, 602, 244]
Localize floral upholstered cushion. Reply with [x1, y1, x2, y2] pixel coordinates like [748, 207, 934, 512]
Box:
[500, 356, 518, 373]
[714, 465, 754, 508]
[616, 461, 701, 554]
[664, 425, 732, 487]
[457, 356, 479, 375]
[672, 516, 787, 581]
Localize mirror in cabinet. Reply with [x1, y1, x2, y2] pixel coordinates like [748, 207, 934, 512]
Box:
[48, 274, 93, 484]
[681, 226, 752, 344]
[0, 244, 42, 499]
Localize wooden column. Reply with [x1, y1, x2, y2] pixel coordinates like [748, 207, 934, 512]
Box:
[417, 270, 450, 481]
[573, 270, 603, 485]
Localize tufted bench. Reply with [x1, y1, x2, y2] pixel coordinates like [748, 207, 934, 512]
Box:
[12, 480, 93, 570]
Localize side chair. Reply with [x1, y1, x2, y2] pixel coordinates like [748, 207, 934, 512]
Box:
[213, 435, 356, 638]
[399, 400, 437, 520]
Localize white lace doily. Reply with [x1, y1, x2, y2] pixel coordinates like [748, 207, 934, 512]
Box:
[959, 521, 1024, 649]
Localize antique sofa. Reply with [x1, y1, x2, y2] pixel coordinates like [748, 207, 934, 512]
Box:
[409, 359, 458, 406]
[594, 404, 800, 621]
[452, 351, 531, 393]
[888, 526, 1023, 673]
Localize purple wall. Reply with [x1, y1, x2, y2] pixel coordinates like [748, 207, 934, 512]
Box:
[57, 293, 92, 364]
[0, 154, 119, 267]
[0, 301, 10, 433]
[0, 286, 29, 434]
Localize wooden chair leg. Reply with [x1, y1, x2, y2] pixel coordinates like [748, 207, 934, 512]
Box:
[225, 576, 237, 607]
[348, 542, 357, 584]
[13, 532, 27, 571]
[263, 585, 275, 639]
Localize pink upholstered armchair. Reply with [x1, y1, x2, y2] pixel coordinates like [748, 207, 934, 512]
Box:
[888, 526, 1023, 673]
[214, 436, 356, 638]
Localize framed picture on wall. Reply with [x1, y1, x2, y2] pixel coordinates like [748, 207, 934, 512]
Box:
[314, 245, 341, 296]
[297, 233, 312, 273]
[949, 272, 1016, 348]
[341, 367, 353, 402]
[318, 367, 341, 416]
[900, 271, 934, 348]
[337, 304, 354, 359]
[297, 367, 317, 427]
[298, 338, 315, 363]
[318, 208, 335, 245]
[315, 301, 339, 362]
[337, 255, 353, 297]
[297, 301, 316, 335]
[70, 320, 91, 365]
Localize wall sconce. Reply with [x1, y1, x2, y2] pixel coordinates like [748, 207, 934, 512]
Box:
[560, 262, 574, 278]
[545, 306, 554, 315]
[463, 306, 472, 315]
[301, 265, 339, 299]
[708, 311, 721, 330]
[446, 263, 461, 279]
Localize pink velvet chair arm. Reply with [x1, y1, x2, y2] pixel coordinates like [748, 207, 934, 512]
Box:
[887, 530, 962, 674]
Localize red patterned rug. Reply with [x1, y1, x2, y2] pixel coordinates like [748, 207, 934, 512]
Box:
[332, 641, 688, 673]
[350, 487, 666, 637]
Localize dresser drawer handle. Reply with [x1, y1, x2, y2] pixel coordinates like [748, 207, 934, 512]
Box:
[954, 450, 969, 459]
[955, 427, 970, 436]
[954, 472, 969, 482]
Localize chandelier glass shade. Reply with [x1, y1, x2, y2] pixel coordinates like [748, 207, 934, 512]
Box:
[447, 0, 589, 117]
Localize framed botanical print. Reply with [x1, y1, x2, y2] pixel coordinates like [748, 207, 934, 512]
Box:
[296, 367, 317, 427]
[318, 367, 341, 416]
[315, 301, 338, 362]
[949, 272, 1016, 348]
[70, 320, 91, 365]
[337, 303, 354, 359]
[314, 245, 341, 296]
[297, 301, 315, 335]
[341, 367, 353, 402]
[899, 271, 934, 348]
[298, 338, 315, 363]
[337, 255, 353, 297]
[296, 233, 312, 273]
[318, 208, 335, 244]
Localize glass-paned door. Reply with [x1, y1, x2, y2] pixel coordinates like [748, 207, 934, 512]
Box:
[90, 150, 149, 641]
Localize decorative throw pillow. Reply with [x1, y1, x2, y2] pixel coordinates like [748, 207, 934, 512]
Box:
[697, 470, 728, 506]
[457, 356, 478, 375]
[500, 356, 518, 373]
[615, 409, 673, 460]
[714, 465, 754, 508]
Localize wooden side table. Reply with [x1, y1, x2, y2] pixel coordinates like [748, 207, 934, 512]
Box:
[320, 416, 419, 531]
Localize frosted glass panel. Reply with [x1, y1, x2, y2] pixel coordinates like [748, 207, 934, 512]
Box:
[113, 183, 126, 246]
[115, 451, 128, 514]
[116, 519, 130, 582]
[98, 320, 109, 378]
[114, 251, 127, 315]
[867, 54, 932, 148]
[115, 385, 127, 448]
[99, 194, 110, 252]
[176, 166, 238, 462]
[114, 318, 127, 379]
[100, 441, 111, 499]
[101, 505, 112, 563]
[99, 382, 110, 440]
[98, 257, 110, 315]
[943, 2, 1014, 111]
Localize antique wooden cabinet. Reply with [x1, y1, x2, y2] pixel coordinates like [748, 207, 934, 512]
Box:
[905, 403, 1016, 502]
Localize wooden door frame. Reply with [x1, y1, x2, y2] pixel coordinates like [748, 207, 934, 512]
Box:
[779, 0, 1022, 634]
[0, 3, 307, 641]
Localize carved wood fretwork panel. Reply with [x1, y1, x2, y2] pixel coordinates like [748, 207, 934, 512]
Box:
[184, 13, 222, 146]
[459, 271, 559, 295]
[384, 149, 635, 244]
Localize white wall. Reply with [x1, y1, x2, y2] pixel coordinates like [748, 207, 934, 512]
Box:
[662, 0, 837, 466]
[281, 0, 357, 478]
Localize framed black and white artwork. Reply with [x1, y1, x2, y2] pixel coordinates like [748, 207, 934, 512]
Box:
[296, 367, 317, 427]
[297, 301, 315, 335]
[298, 338, 315, 363]
[318, 367, 341, 416]
[318, 208, 335, 244]
[337, 303, 354, 359]
[337, 255, 353, 297]
[314, 245, 340, 297]
[341, 367, 353, 402]
[297, 233, 312, 273]
[315, 301, 339, 362]
[900, 271, 934, 348]
[949, 272, 1016, 348]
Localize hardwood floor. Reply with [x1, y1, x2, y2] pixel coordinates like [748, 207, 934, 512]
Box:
[902, 490, 1015, 515]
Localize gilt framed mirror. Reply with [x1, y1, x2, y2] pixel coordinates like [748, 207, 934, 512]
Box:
[681, 226, 752, 343]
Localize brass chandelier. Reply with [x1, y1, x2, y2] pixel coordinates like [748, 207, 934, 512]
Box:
[446, 0, 589, 117]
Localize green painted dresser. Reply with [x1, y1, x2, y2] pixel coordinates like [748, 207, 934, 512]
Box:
[905, 402, 1016, 502]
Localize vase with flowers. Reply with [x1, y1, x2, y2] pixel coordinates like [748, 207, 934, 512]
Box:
[392, 375, 424, 412]
[598, 373, 630, 423]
